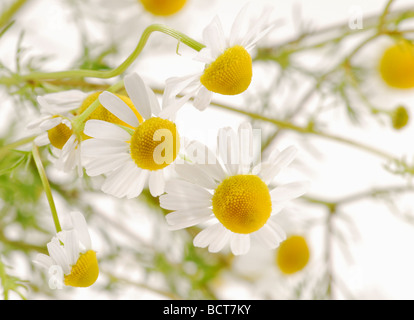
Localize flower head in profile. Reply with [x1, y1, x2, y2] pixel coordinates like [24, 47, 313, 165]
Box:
[160, 123, 308, 255]
[160, 4, 278, 117]
[82, 73, 182, 198]
[33, 211, 99, 288]
[28, 90, 88, 176]
[139, 0, 187, 16]
[28, 89, 140, 176]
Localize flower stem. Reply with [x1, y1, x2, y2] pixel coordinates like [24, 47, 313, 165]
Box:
[210, 101, 397, 162]
[0, 134, 36, 158]
[32, 144, 62, 233]
[0, 0, 29, 29]
[0, 24, 205, 85]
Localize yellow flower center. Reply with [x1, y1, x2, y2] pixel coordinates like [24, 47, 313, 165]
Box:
[379, 41, 414, 89]
[276, 235, 310, 275]
[130, 117, 180, 171]
[64, 250, 99, 287]
[47, 119, 73, 150]
[200, 45, 253, 96]
[139, 0, 187, 16]
[212, 175, 272, 234]
[77, 92, 143, 140]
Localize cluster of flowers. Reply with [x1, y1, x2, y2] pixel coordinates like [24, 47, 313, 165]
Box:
[31, 3, 309, 288]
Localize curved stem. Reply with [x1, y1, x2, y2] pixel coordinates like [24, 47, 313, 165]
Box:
[1, 24, 204, 85]
[32, 144, 62, 233]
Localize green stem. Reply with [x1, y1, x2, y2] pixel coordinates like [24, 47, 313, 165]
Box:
[0, 0, 28, 29]
[0, 24, 205, 85]
[0, 135, 36, 158]
[210, 101, 396, 162]
[31, 144, 62, 233]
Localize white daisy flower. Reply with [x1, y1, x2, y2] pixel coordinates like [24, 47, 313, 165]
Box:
[160, 3, 278, 117]
[33, 211, 99, 288]
[160, 123, 309, 255]
[81, 72, 182, 198]
[27, 90, 88, 176]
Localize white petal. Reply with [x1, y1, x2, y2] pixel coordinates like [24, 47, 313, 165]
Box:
[63, 230, 80, 266]
[202, 16, 226, 58]
[124, 73, 153, 120]
[47, 241, 70, 274]
[193, 47, 214, 64]
[99, 91, 139, 127]
[193, 86, 213, 111]
[230, 233, 250, 255]
[238, 122, 254, 174]
[166, 207, 213, 230]
[70, 211, 92, 250]
[41, 90, 87, 112]
[39, 117, 63, 131]
[207, 224, 231, 253]
[174, 162, 218, 190]
[253, 221, 285, 250]
[218, 127, 240, 176]
[159, 193, 211, 211]
[148, 170, 165, 197]
[125, 169, 149, 199]
[160, 87, 200, 119]
[33, 254, 54, 270]
[81, 138, 129, 156]
[270, 181, 309, 202]
[260, 146, 297, 184]
[85, 154, 130, 176]
[229, 4, 251, 47]
[34, 133, 50, 146]
[193, 223, 224, 248]
[84, 120, 131, 141]
[164, 179, 212, 200]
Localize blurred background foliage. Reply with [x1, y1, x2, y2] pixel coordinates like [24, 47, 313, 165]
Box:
[1, 0, 414, 300]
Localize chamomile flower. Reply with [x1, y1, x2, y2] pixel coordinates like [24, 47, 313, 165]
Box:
[160, 123, 309, 255]
[33, 211, 99, 288]
[28, 90, 88, 176]
[82, 73, 181, 198]
[28, 89, 141, 176]
[160, 3, 278, 117]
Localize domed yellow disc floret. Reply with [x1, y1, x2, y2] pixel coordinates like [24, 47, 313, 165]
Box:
[212, 175, 272, 234]
[77, 92, 143, 140]
[200, 45, 253, 96]
[47, 119, 73, 150]
[139, 0, 187, 16]
[64, 250, 99, 288]
[130, 117, 180, 171]
[379, 41, 414, 89]
[276, 235, 310, 275]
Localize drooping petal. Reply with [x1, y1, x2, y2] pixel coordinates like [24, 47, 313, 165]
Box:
[70, 211, 92, 250]
[124, 73, 153, 120]
[99, 91, 139, 127]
